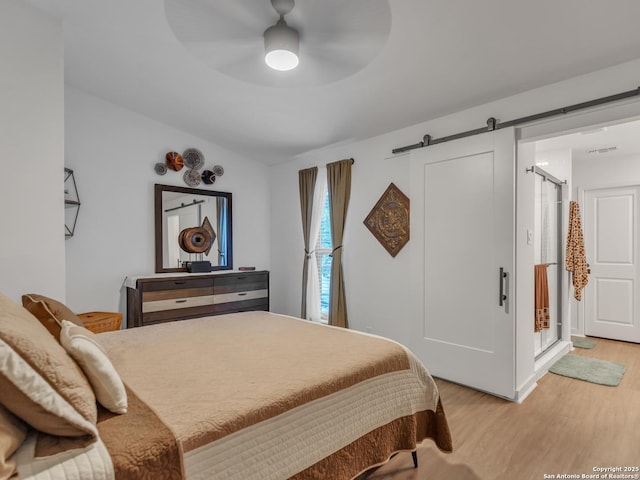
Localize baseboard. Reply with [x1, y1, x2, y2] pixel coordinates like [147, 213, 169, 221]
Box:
[514, 375, 538, 403]
[534, 340, 572, 381]
[513, 341, 572, 403]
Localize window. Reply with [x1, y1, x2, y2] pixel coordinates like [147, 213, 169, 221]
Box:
[316, 190, 332, 322]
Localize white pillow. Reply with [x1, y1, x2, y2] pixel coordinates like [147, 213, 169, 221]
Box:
[60, 320, 128, 414]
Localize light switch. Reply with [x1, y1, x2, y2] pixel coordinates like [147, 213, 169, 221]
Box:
[527, 229, 533, 245]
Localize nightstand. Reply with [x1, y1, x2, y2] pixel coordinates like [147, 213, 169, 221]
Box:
[77, 311, 123, 333]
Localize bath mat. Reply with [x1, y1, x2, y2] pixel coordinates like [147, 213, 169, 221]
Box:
[571, 336, 597, 349]
[549, 354, 626, 386]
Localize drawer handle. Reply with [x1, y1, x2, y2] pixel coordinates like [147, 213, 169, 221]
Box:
[237, 292, 247, 296]
[235, 276, 246, 280]
[174, 281, 186, 285]
[175, 299, 187, 304]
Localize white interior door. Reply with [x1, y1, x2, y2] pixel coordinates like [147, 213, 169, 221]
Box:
[409, 128, 515, 399]
[582, 185, 640, 343]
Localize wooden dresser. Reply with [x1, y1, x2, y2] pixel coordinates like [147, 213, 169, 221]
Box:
[126, 270, 269, 328]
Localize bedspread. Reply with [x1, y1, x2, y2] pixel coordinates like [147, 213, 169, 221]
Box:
[97, 312, 451, 479]
[15, 385, 184, 480]
[96, 385, 184, 480]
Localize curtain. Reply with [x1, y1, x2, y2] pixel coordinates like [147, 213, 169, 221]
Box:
[298, 167, 318, 319]
[306, 168, 327, 322]
[216, 197, 226, 266]
[326, 159, 352, 328]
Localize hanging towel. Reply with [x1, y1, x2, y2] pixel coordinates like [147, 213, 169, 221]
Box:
[565, 201, 589, 301]
[534, 264, 550, 332]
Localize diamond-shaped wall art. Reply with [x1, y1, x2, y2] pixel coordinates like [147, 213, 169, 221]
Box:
[363, 183, 410, 257]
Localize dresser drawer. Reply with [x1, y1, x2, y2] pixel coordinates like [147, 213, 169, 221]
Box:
[213, 298, 269, 315]
[214, 289, 268, 304]
[143, 295, 216, 313]
[214, 272, 268, 294]
[140, 277, 213, 293]
[142, 285, 214, 303]
[141, 303, 221, 325]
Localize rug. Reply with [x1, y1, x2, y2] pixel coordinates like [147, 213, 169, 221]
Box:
[571, 335, 597, 349]
[549, 354, 626, 386]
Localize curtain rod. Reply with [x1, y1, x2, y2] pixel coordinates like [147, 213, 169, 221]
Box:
[527, 166, 566, 186]
[392, 86, 640, 154]
[335, 158, 355, 164]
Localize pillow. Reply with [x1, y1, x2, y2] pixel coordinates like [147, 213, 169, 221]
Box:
[0, 292, 97, 439]
[21, 294, 84, 341]
[0, 405, 27, 480]
[60, 320, 128, 414]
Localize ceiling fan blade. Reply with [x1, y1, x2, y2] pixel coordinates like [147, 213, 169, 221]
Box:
[165, 0, 270, 43]
[188, 42, 261, 70]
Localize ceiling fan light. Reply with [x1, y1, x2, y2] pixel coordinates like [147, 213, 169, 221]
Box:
[264, 20, 299, 71]
[265, 49, 299, 71]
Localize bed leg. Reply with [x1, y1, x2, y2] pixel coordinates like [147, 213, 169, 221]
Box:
[411, 451, 418, 468]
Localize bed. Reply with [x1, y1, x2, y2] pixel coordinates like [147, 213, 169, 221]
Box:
[1, 293, 451, 480]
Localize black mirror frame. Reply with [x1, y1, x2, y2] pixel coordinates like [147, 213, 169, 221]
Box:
[154, 183, 233, 273]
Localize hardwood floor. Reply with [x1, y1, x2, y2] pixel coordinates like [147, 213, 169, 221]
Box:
[364, 337, 640, 480]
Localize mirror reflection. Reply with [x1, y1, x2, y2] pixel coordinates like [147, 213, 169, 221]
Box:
[155, 184, 232, 273]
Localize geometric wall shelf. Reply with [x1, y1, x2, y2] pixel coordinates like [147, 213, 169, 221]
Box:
[363, 183, 410, 257]
[64, 167, 81, 237]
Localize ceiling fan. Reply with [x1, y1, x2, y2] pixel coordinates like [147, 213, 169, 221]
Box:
[164, 0, 391, 87]
[263, 0, 299, 71]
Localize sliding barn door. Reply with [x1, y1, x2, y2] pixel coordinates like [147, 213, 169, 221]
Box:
[409, 128, 515, 399]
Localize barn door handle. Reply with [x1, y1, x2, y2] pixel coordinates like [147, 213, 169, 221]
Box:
[499, 268, 508, 306]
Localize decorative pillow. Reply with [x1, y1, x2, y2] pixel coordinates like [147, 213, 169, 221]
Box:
[60, 320, 128, 414]
[0, 292, 97, 439]
[0, 405, 27, 480]
[21, 294, 84, 341]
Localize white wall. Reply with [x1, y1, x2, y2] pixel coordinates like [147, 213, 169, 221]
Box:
[515, 142, 536, 396]
[571, 153, 640, 334]
[65, 87, 271, 317]
[270, 58, 640, 396]
[0, 3, 65, 302]
[573, 154, 640, 189]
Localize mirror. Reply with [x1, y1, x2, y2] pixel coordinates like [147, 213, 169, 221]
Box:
[155, 184, 232, 273]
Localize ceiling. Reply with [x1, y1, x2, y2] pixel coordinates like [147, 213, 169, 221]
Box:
[536, 118, 640, 163]
[26, 0, 640, 165]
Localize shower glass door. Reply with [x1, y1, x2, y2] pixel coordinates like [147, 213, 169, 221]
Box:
[534, 168, 563, 357]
